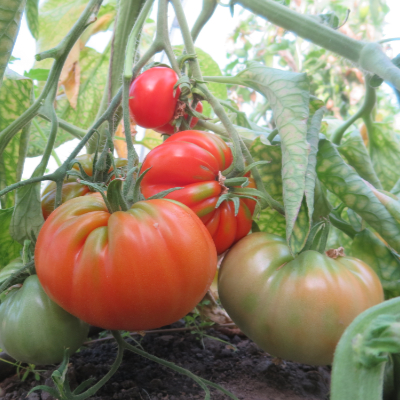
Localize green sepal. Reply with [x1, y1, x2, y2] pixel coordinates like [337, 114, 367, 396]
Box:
[107, 179, 128, 212]
[147, 187, 184, 200]
[77, 180, 111, 213]
[176, 53, 197, 70]
[224, 177, 249, 188]
[67, 160, 92, 182]
[174, 75, 191, 97]
[251, 220, 261, 232]
[243, 160, 270, 175]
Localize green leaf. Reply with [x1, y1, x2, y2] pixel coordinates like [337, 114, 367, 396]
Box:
[26, 0, 39, 39]
[0, 0, 25, 87]
[313, 180, 332, 222]
[316, 138, 400, 254]
[250, 136, 286, 236]
[350, 229, 400, 299]
[140, 129, 163, 150]
[0, 69, 33, 208]
[10, 181, 44, 245]
[24, 68, 50, 81]
[173, 45, 228, 117]
[369, 123, 400, 191]
[0, 208, 22, 267]
[338, 129, 382, 189]
[227, 62, 310, 253]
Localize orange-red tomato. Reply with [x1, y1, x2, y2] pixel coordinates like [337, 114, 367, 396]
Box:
[41, 154, 127, 219]
[140, 130, 256, 254]
[218, 232, 384, 365]
[35, 195, 217, 331]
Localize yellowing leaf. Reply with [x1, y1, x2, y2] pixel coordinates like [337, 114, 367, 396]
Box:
[59, 42, 81, 109]
[141, 130, 163, 150]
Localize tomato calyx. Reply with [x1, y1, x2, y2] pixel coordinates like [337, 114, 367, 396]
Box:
[326, 247, 345, 259]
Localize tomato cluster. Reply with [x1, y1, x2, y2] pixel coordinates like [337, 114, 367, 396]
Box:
[0, 67, 385, 371]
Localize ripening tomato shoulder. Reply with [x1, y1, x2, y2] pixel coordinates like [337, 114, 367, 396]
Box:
[129, 67, 181, 129]
[140, 130, 256, 254]
[0, 275, 89, 365]
[218, 232, 384, 365]
[35, 195, 217, 331]
[41, 154, 127, 219]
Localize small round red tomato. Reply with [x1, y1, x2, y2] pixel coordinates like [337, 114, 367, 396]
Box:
[155, 102, 203, 135]
[35, 195, 217, 331]
[129, 67, 181, 129]
[140, 130, 256, 254]
[0, 275, 89, 365]
[218, 232, 384, 365]
[41, 154, 127, 219]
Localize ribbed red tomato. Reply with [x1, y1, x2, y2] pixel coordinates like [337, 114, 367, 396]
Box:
[129, 67, 181, 129]
[140, 130, 256, 254]
[155, 102, 203, 135]
[35, 195, 217, 331]
[41, 154, 127, 219]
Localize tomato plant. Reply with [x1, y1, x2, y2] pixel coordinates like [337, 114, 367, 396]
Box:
[35, 194, 217, 331]
[140, 130, 256, 254]
[128, 67, 181, 129]
[41, 154, 127, 219]
[154, 101, 203, 135]
[0, 275, 89, 365]
[218, 232, 384, 365]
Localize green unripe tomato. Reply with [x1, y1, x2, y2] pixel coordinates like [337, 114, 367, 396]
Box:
[0, 275, 89, 365]
[218, 232, 384, 366]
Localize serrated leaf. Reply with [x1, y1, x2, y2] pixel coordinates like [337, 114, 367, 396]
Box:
[173, 45, 228, 117]
[316, 138, 400, 253]
[350, 229, 400, 299]
[0, 70, 33, 207]
[0, 208, 22, 268]
[141, 129, 163, 150]
[26, 0, 39, 39]
[58, 47, 110, 129]
[228, 62, 310, 252]
[0, 0, 25, 87]
[24, 68, 50, 81]
[369, 122, 400, 191]
[338, 129, 382, 189]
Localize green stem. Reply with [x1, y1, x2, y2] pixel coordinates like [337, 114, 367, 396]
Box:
[329, 213, 357, 239]
[267, 128, 279, 142]
[234, 0, 400, 91]
[170, 0, 245, 178]
[113, 331, 239, 400]
[33, 119, 62, 167]
[191, 0, 218, 42]
[332, 80, 376, 145]
[71, 337, 125, 400]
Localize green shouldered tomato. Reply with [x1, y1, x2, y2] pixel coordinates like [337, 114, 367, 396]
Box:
[218, 232, 384, 365]
[0, 275, 89, 365]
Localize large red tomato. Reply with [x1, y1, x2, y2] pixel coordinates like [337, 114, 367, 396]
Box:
[155, 102, 203, 135]
[35, 195, 217, 331]
[218, 232, 384, 365]
[129, 67, 181, 129]
[41, 154, 127, 219]
[140, 130, 256, 254]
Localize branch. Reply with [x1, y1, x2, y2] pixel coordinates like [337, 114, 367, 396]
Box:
[234, 0, 400, 91]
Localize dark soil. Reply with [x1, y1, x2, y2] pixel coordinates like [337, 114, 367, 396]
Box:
[0, 320, 331, 400]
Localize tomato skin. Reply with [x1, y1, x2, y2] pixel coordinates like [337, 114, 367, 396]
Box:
[0, 275, 89, 365]
[41, 154, 127, 219]
[218, 232, 384, 365]
[35, 195, 217, 331]
[155, 102, 203, 135]
[140, 130, 256, 254]
[129, 67, 181, 129]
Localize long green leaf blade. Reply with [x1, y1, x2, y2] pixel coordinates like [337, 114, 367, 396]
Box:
[317, 138, 400, 253]
[230, 61, 310, 252]
[26, 0, 39, 39]
[0, 207, 22, 267]
[0, 69, 33, 208]
[0, 0, 26, 87]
